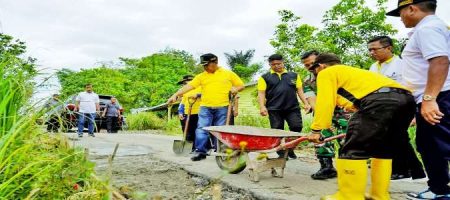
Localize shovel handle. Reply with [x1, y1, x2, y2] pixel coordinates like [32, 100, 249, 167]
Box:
[182, 97, 198, 141]
[226, 93, 236, 125]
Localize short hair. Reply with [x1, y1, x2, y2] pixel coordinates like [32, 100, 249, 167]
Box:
[368, 36, 393, 47]
[301, 50, 320, 60]
[415, 1, 437, 13]
[314, 53, 341, 66]
[52, 94, 59, 97]
[268, 54, 283, 62]
[85, 83, 92, 87]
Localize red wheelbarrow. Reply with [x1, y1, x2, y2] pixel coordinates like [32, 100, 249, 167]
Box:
[203, 125, 345, 182]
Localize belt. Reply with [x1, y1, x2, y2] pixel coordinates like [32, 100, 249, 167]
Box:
[371, 87, 411, 95]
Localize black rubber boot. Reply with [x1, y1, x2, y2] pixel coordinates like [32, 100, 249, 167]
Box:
[311, 157, 337, 180]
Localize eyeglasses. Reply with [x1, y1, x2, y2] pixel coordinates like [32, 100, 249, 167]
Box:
[270, 62, 283, 67]
[368, 46, 389, 52]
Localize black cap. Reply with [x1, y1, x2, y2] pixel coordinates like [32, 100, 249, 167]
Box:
[177, 75, 194, 85]
[199, 53, 218, 65]
[386, 0, 436, 17]
[312, 53, 341, 69]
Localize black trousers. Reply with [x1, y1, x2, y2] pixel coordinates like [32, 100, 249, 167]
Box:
[106, 116, 118, 133]
[180, 114, 199, 142]
[416, 90, 450, 195]
[46, 115, 60, 132]
[339, 91, 416, 159]
[391, 129, 424, 177]
[268, 109, 303, 132]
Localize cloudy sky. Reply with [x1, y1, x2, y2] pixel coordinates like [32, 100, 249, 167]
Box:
[1, 0, 449, 97]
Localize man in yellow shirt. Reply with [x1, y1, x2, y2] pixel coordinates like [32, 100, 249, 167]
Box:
[167, 53, 244, 161]
[258, 54, 311, 159]
[177, 75, 201, 152]
[307, 53, 416, 200]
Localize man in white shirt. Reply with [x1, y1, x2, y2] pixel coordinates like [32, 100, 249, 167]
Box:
[368, 36, 425, 181]
[75, 83, 100, 137]
[387, 0, 450, 198]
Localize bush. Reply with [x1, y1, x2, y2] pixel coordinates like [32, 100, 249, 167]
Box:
[0, 57, 108, 199]
[126, 112, 166, 130]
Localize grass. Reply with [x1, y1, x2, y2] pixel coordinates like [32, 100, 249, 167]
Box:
[125, 112, 166, 130]
[0, 56, 108, 199]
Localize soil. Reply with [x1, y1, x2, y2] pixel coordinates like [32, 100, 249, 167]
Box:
[92, 154, 256, 200]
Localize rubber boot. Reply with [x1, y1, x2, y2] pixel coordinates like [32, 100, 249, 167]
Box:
[311, 157, 326, 179]
[321, 159, 368, 200]
[368, 158, 392, 200]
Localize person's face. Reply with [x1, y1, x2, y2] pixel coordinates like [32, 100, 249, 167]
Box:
[203, 62, 218, 73]
[314, 63, 327, 74]
[269, 60, 285, 73]
[301, 55, 317, 74]
[399, 5, 416, 28]
[111, 98, 116, 103]
[368, 41, 392, 62]
[85, 85, 93, 93]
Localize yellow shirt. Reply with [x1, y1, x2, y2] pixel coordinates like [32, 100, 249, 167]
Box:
[189, 67, 244, 107]
[311, 65, 408, 130]
[257, 70, 303, 91]
[181, 87, 201, 115]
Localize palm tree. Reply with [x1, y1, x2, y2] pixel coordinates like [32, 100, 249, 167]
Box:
[224, 49, 261, 82]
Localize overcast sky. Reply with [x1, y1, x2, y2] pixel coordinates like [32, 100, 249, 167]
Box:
[1, 0, 449, 98]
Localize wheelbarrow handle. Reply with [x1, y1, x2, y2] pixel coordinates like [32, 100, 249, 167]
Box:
[276, 134, 346, 151]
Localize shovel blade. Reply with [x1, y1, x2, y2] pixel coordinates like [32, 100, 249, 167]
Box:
[173, 140, 193, 155]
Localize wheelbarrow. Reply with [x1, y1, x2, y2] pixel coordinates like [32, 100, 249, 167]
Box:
[203, 125, 345, 182]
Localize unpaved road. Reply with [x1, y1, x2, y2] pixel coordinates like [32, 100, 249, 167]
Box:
[70, 131, 427, 200]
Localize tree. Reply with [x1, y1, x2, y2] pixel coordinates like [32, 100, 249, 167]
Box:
[270, 0, 399, 70]
[0, 33, 36, 77]
[224, 49, 261, 82]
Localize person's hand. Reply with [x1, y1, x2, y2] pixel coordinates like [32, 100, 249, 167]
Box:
[307, 132, 323, 144]
[421, 101, 444, 125]
[230, 87, 239, 95]
[179, 114, 185, 120]
[233, 109, 239, 117]
[102, 114, 105, 118]
[167, 95, 178, 105]
[260, 106, 268, 116]
[304, 104, 312, 114]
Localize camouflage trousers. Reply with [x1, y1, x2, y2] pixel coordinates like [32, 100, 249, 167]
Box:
[315, 110, 350, 158]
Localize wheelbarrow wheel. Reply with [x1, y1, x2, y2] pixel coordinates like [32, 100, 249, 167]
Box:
[215, 142, 247, 174]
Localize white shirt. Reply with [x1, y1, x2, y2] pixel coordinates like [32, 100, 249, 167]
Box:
[369, 55, 403, 83]
[76, 92, 100, 113]
[401, 15, 450, 103]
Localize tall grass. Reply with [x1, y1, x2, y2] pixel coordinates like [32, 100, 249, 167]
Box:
[0, 56, 108, 199]
[126, 112, 166, 130]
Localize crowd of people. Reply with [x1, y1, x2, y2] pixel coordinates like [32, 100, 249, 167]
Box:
[168, 0, 449, 199]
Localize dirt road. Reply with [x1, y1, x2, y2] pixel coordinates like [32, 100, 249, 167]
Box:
[71, 131, 427, 200]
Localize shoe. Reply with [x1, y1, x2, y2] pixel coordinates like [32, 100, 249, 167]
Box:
[368, 158, 392, 200]
[89, 133, 95, 137]
[312, 157, 337, 180]
[321, 159, 368, 200]
[288, 149, 298, 159]
[191, 153, 206, 161]
[410, 169, 427, 180]
[407, 189, 450, 199]
[391, 173, 411, 180]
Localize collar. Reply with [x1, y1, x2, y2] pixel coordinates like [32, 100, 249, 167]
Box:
[408, 15, 436, 38]
[270, 69, 287, 74]
[377, 55, 396, 66]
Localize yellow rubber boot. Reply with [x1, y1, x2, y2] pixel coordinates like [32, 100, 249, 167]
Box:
[321, 159, 368, 200]
[368, 158, 392, 200]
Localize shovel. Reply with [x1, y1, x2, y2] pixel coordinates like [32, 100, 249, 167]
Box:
[173, 97, 197, 155]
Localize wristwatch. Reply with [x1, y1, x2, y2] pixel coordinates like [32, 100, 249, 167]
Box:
[423, 94, 436, 101]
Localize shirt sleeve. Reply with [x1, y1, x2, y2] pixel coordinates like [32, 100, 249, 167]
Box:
[95, 95, 100, 103]
[188, 74, 202, 88]
[230, 71, 244, 86]
[416, 27, 449, 60]
[178, 103, 185, 115]
[257, 77, 267, 91]
[336, 95, 355, 111]
[311, 70, 338, 130]
[296, 74, 303, 88]
[75, 94, 81, 101]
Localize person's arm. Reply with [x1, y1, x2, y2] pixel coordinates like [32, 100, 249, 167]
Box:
[306, 96, 316, 112]
[75, 94, 80, 111]
[230, 71, 245, 94]
[257, 77, 268, 116]
[295, 75, 311, 113]
[102, 104, 108, 117]
[95, 96, 100, 112]
[167, 84, 195, 104]
[421, 56, 449, 125]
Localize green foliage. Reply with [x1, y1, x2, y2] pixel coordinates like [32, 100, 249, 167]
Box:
[57, 48, 199, 110]
[271, 0, 399, 70]
[125, 112, 166, 130]
[0, 57, 108, 199]
[235, 114, 270, 128]
[0, 33, 36, 77]
[224, 49, 262, 82]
